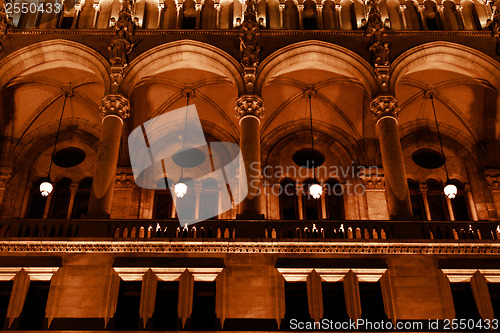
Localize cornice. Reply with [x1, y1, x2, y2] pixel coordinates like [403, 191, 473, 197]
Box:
[5, 29, 491, 38]
[1, 240, 500, 255]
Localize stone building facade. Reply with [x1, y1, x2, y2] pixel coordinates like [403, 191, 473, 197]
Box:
[0, 0, 500, 330]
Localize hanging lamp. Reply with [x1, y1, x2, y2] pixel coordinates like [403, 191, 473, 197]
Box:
[307, 93, 322, 200]
[429, 93, 457, 199]
[40, 93, 68, 197]
[174, 92, 190, 198]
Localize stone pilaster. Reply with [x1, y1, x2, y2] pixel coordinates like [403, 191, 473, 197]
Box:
[87, 95, 130, 218]
[235, 94, 264, 219]
[370, 95, 413, 220]
[360, 168, 389, 220]
[484, 169, 500, 219]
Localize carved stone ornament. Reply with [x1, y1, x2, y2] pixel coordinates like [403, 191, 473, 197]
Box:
[115, 167, 135, 187]
[366, 0, 390, 66]
[359, 168, 385, 189]
[489, 7, 500, 55]
[370, 95, 399, 120]
[239, 0, 261, 68]
[110, 66, 124, 94]
[0, 0, 9, 52]
[243, 67, 257, 93]
[108, 0, 135, 67]
[235, 95, 264, 120]
[100, 94, 130, 120]
[485, 169, 500, 190]
[375, 65, 390, 93]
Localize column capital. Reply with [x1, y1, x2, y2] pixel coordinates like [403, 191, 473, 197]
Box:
[370, 95, 399, 121]
[115, 167, 135, 188]
[484, 169, 500, 191]
[235, 94, 264, 121]
[359, 168, 385, 189]
[100, 94, 130, 120]
[419, 183, 428, 195]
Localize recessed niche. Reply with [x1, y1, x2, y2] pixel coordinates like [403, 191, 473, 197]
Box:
[172, 148, 206, 168]
[412, 148, 445, 169]
[52, 147, 86, 168]
[292, 148, 325, 168]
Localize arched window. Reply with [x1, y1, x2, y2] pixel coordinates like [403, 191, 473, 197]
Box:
[325, 179, 344, 220]
[266, 0, 281, 29]
[403, 0, 423, 30]
[322, 0, 339, 29]
[154, 178, 173, 219]
[450, 180, 470, 221]
[182, 0, 197, 28]
[422, 0, 442, 30]
[219, 0, 234, 28]
[426, 179, 448, 220]
[302, 0, 317, 29]
[200, 178, 219, 220]
[49, 178, 72, 219]
[283, 0, 299, 29]
[27, 179, 48, 219]
[72, 178, 92, 219]
[280, 178, 298, 219]
[201, 0, 217, 28]
[302, 178, 320, 220]
[408, 179, 425, 220]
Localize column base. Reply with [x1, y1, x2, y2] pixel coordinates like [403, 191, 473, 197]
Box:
[236, 213, 265, 220]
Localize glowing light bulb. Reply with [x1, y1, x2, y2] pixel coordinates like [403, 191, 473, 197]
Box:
[444, 183, 457, 199]
[174, 182, 187, 198]
[40, 181, 53, 197]
[310, 183, 323, 199]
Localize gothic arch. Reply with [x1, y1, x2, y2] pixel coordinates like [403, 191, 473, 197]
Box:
[0, 40, 110, 89]
[256, 40, 377, 96]
[390, 42, 500, 94]
[122, 40, 244, 96]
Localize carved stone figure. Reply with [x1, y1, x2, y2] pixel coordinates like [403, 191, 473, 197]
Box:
[108, 30, 134, 67]
[115, 0, 134, 33]
[490, 8, 500, 55]
[365, 0, 390, 66]
[239, 0, 261, 68]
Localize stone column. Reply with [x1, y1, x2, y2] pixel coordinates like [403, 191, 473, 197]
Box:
[66, 185, 78, 219]
[316, 4, 323, 29]
[87, 94, 130, 218]
[370, 95, 413, 220]
[235, 95, 264, 219]
[176, 1, 183, 28]
[420, 183, 432, 221]
[157, 2, 165, 28]
[279, 4, 285, 28]
[297, 4, 304, 29]
[465, 184, 479, 221]
[195, 2, 202, 28]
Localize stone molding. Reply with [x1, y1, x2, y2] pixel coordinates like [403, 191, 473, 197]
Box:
[2, 240, 500, 254]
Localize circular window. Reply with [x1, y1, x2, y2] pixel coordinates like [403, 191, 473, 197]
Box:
[292, 148, 325, 168]
[172, 147, 206, 168]
[412, 148, 445, 169]
[52, 147, 86, 168]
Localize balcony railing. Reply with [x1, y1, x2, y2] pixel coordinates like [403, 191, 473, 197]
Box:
[0, 218, 499, 241]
